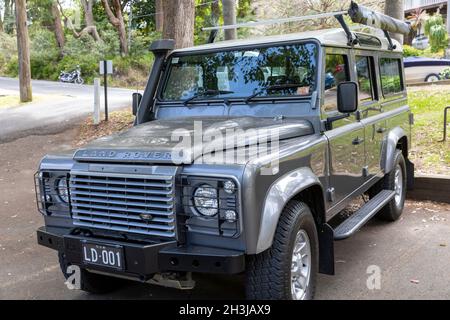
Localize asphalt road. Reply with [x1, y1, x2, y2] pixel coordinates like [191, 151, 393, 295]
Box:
[0, 77, 135, 143]
[1, 129, 450, 300]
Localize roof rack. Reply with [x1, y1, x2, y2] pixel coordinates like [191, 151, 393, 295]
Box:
[203, 1, 411, 50]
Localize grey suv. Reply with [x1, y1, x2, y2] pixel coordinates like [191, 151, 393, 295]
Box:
[35, 4, 414, 300]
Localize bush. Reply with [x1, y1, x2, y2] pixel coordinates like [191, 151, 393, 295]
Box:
[0, 33, 17, 75]
[425, 14, 448, 52]
[403, 45, 423, 57]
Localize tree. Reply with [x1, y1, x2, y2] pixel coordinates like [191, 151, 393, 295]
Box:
[222, 0, 237, 40]
[162, 0, 195, 49]
[58, 0, 102, 42]
[385, 0, 404, 43]
[15, 0, 32, 102]
[155, 0, 163, 32]
[101, 0, 128, 56]
[51, 1, 64, 53]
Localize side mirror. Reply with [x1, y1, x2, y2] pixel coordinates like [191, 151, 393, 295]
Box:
[132, 93, 142, 116]
[337, 81, 358, 114]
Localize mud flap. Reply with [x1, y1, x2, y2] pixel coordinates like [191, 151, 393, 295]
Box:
[406, 158, 415, 190]
[318, 223, 334, 275]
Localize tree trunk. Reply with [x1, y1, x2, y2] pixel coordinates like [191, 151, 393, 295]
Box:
[51, 1, 65, 53]
[211, 0, 221, 25]
[15, 0, 32, 102]
[155, 0, 163, 33]
[59, 0, 101, 42]
[222, 0, 237, 40]
[81, 0, 102, 41]
[385, 0, 404, 43]
[0, 13, 3, 33]
[101, 0, 128, 56]
[162, 0, 195, 49]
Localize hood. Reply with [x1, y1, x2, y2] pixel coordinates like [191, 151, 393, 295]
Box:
[74, 117, 314, 164]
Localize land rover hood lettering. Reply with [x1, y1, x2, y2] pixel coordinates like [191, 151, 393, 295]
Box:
[73, 117, 314, 163]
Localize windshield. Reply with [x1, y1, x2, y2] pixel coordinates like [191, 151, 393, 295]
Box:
[161, 42, 318, 102]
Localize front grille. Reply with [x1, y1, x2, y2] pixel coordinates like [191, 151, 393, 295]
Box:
[69, 170, 177, 238]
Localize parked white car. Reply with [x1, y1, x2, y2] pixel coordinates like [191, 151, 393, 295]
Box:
[412, 35, 429, 50]
[404, 56, 450, 84]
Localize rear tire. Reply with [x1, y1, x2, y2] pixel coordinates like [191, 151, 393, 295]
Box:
[59, 252, 126, 294]
[245, 201, 318, 300]
[425, 74, 440, 82]
[369, 150, 407, 221]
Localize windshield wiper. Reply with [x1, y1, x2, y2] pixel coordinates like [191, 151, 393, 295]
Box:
[245, 84, 306, 103]
[183, 89, 234, 106]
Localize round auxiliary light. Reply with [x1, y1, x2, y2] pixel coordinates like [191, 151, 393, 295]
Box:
[225, 210, 237, 222]
[57, 178, 69, 203]
[193, 184, 218, 217]
[223, 180, 236, 194]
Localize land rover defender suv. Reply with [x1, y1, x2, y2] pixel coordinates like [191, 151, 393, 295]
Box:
[35, 3, 414, 300]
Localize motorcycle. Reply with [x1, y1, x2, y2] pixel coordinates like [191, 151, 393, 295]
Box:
[59, 65, 84, 84]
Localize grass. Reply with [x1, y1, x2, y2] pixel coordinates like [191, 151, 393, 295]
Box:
[0, 94, 63, 109]
[408, 87, 450, 175]
[0, 95, 21, 109]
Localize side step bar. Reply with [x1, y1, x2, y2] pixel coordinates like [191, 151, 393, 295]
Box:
[334, 190, 395, 240]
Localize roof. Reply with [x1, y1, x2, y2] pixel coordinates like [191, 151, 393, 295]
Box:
[173, 28, 403, 54]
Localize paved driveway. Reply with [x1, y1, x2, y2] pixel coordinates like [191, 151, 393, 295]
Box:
[0, 77, 134, 143]
[1, 129, 449, 300]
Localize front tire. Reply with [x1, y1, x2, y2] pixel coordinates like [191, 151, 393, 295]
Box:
[59, 252, 126, 294]
[245, 201, 318, 300]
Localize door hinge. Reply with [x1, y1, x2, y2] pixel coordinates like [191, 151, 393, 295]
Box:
[327, 187, 336, 202]
[362, 166, 369, 177]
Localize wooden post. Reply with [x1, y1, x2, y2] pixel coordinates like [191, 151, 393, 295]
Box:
[15, 0, 32, 102]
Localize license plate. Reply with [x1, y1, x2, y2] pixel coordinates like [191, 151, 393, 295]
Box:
[82, 242, 124, 270]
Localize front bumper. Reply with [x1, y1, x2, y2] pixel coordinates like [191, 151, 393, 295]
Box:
[37, 226, 245, 279]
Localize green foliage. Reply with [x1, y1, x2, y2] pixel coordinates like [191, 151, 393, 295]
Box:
[424, 14, 448, 53]
[28, 0, 54, 28]
[439, 67, 450, 80]
[131, 0, 157, 34]
[403, 45, 422, 57]
[0, 32, 17, 74]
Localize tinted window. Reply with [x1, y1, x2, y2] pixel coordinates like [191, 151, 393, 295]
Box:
[162, 43, 318, 101]
[380, 58, 403, 95]
[355, 56, 374, 102]
[323, 54, 349, 112]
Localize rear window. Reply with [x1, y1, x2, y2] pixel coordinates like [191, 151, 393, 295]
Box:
[379, 58, 403, 96]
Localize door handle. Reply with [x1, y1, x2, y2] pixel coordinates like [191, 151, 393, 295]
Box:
[376, 127, 387, 134]
[352, 137, 364, 145]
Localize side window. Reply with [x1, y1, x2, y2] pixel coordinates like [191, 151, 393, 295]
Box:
[379, 58, 403, 96]
[355, 56, 375, 102]
[324, 54, 349, 112]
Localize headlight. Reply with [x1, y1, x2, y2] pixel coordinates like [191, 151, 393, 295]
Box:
[56, 177, 69, 203]
[193, 184, 218, 217]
